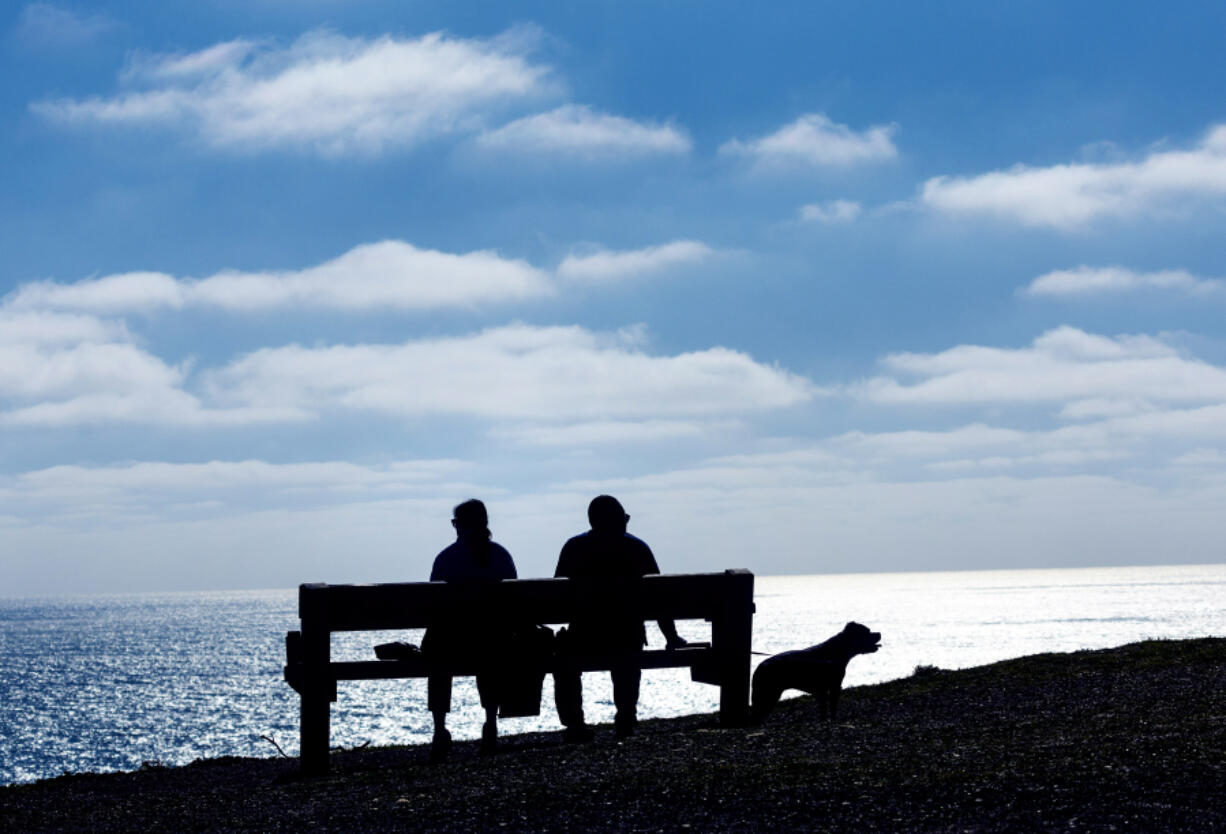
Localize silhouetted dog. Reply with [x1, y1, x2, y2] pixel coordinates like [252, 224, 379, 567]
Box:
[751, 621, 881, 723]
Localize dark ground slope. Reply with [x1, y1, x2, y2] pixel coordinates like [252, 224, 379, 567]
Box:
[3, 638, 1225, 833]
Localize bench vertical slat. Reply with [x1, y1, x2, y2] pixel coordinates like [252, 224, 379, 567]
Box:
[299, 584, 332, 775]
[713, 569, 754, 726]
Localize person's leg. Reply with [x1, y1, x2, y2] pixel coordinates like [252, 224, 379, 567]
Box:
[475, 672, 499, 753]
[427, 673, 453, 758]
[611, 658, 642, 738]
[553, 663, 584, 727]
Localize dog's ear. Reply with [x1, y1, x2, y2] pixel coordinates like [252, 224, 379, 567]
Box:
[844, 621, 858, 631]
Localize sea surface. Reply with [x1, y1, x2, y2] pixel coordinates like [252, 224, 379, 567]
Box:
[2, 564, 1223, 785]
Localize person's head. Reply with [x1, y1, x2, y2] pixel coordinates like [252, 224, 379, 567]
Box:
[452, 499, 490, 540]
[587, 494, 628, 535]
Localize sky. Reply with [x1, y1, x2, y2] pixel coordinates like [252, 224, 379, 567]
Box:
[3, 1, 1226, 595]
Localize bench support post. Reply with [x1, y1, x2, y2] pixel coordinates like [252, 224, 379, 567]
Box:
[299, 591, 332, 775]
[713, 569, 754, 726]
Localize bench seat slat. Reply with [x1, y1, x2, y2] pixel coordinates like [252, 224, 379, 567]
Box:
[285, 645, 717, 687]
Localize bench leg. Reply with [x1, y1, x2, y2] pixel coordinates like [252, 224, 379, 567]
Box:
[715, 621, 751, 725]
[715, 571, 754, 726]
[300, 688, 330, 774]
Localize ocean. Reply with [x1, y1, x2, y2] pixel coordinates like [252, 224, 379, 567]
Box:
[1, 564, 1223, 786]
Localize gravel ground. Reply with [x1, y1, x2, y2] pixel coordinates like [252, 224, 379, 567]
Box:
[3, 638, 1225, 833]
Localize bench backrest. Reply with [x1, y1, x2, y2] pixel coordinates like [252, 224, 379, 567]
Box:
[299, 570, 753, 632]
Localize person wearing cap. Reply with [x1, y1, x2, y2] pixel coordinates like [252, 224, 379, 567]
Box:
[553, 494, 686, 741]
[425, 498, 517, 759]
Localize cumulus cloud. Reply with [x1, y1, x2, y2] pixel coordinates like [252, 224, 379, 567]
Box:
[32, 29, 552, 155]
[5, 238, 719, 316]
[855, 326, 1226, 407]
[475, 105, 690, 157]
[0, 310, 129, 345]
[720, 113, 898, 169]
[1024, 266, 1226, 298]
[0, 311, 301, 427]
[799, 200, 862, 223]
[921, 124, 1226, 229]
[5, 316, 812, 428]
[556, 240, 715, 283]
[204, 324, 816, 421]
[5, 241, 553, 314]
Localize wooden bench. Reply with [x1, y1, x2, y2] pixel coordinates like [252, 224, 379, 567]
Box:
[284, 569, 754, 773]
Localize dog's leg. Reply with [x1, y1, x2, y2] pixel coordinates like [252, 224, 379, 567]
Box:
[750, 665, 784, 724]
[816, 687, 830, 721]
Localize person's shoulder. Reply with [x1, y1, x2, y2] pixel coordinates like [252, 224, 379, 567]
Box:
[623, 533, 653, 552]
[435, 540, 462, 559]
[433, 541, 463, 565]
[560, 531, 593, 553]
[490, 541, 517, 575]
[555, 532, 588, 576]
[431, 541, 461, 580]
[622, 533, 659, 572]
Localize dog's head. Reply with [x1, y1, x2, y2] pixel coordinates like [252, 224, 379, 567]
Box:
[840, 621, 882, 655]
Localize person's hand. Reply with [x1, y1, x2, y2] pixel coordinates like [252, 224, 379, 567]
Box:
[665, 635, 688, 650]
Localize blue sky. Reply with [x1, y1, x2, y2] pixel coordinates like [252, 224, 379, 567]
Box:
[4, 1, 1226, 594]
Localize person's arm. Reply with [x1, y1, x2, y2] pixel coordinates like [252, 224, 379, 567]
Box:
[637, 539, 686, 648]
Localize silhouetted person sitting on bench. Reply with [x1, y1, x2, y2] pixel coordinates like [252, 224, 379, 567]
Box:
[553, 495, 686, 741]
[424, 499, 517, 759]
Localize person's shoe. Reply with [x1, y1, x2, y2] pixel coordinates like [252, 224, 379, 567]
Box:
[479, 722, 498, 755]
[429, 728, 452, 762]
[562, 724, 595, 744]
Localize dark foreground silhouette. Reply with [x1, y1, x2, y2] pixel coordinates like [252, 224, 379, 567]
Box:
[424, 498, 518, 760]
[6, 638, 1224, 833]
[552, 494, 686, 742]
[751, 621, 882, 723]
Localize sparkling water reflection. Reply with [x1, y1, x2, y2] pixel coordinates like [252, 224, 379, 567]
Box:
[1, 564, 1222, 785]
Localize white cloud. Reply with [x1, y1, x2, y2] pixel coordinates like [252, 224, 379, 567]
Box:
[0, 310, 129, 345]
[927, 449, 1128, 471]
[855, 326, 1226, 407]
[921, 124, 1226, 229]
[476, 105, 690, 157]
[799, 200, 862, 223]
[5, 241, 553, 314]
[204, 324, 816, 421]
[556, 240, 715, 283]
[32, 29, 552, 155]
[15, 3, 115, 47]
[1024, 266, 1226, 298]
[0, 311, 302, 428]
[16, 458, 469, 500]
[492, 419, 717, 446]
[1171, 448, 1226, 468]
[1057, 398, 1157, 420]
[720, 113, 898, 168]
[836, 423, 1029, 458]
